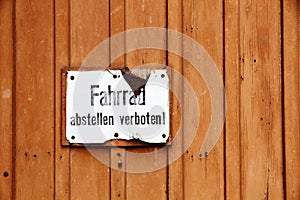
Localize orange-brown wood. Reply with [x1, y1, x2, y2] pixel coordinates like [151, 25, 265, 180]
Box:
[110, 0, 126, 69]
[70, 0, 110, 67]
[0, 0, 299, 199]
[224, 0, 241, 199]
[110, 1, 126, 199]
[126, 148, 167, 199]
[167, 0, 184, 200]
[55, 0, 70, 199]
[240, 0, 284, 198]
[15, 0, 55, 198]
[183, 0, 225, 199]
[70, 149, 110, 199]
[283, 0, 300, 199]
[110, 148, 126, 200]
[125, 0, 167, 199]
[70, 0, 110, 199]
[0, 0, 13, 199]
[125, 0, 167, 68]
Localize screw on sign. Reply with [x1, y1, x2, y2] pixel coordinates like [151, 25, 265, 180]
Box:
[66, 67, 170, 144]
[74, 28, 225, 173]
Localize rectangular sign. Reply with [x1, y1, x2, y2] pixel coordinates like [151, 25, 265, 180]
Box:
[65, 68, 169, 144]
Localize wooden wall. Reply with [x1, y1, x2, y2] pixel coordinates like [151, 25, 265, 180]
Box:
[0, 0, 299, 199]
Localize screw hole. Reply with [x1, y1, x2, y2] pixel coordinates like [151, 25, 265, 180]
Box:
[117, 161, 123, 168]
[254, 59, 256, 63]
[33, 154, 37, 158]
[114, 133, 119, 138]
[70, 75, 74, 80]
[71, 135, 75, 140]
[113, 74, 117, 79]
[3, 171, 9, 177]
[117, 153, 121, 157]
[162, 133, 166, 138]
[161, 74, 165, 78]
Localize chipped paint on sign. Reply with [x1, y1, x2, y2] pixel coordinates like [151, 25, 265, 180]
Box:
[66, 69, 169, 144]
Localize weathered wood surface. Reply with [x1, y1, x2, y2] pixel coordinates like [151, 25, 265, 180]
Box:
[0, 0, 298, 199]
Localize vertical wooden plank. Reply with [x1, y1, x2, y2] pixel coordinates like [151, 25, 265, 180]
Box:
[183, 0, 224, 199]
[70, 0, 110, 199]
[55, 0, 70, 199]
[125, 0, 167, 199]
[167, 0, 184, 200]
[126, 149, 167, 199]
[70, 0, 110, 66]
[110, 0, 126, 68]
[224, 0, 241, 199]
[70, 149, 110, 199]
[239, 0, 284, 199]
[15, 0, 55, 198]
[110, 0, 126, 199]
[125, 0, 166, 67]
[283, 0, 300, 199]
[110, 148, 126, 200]
[0, 0, 13, 199]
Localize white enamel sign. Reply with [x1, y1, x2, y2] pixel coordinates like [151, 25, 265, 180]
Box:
[65, 69, 169, 144]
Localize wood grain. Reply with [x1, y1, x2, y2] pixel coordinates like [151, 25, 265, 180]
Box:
[110, 0, 126, 69]
[0, 0, 13, 199]
[15, 0, 55, 198]
[167, 0, 184, 200]
[110, 0, 126, 199]
[240, 0, 284, 198]
[125, 0, 167, 199]
[70, 149, 110, 199]
[283, 0, 300, 199]
[125, 0, 166, 68]
[0, 0, 298, 199]
[55, 0, 70, 199]
[224, 0, 241, 199]
[70, 0, 110, 199]
[110, 148, 126, 200]
[183, 0, 224, 199]
[70, 0, 110, 67]
[126, 148, 167, 199]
